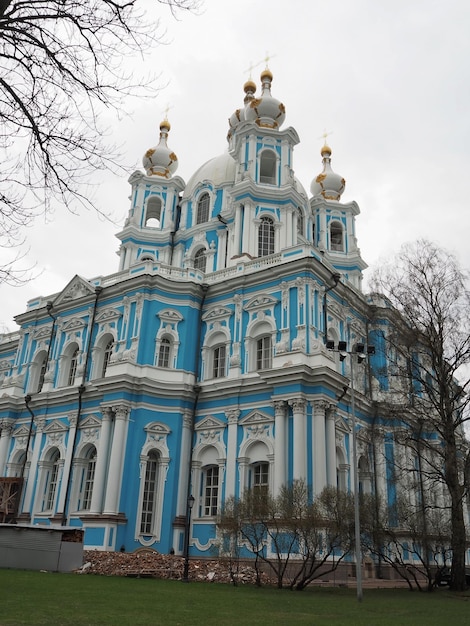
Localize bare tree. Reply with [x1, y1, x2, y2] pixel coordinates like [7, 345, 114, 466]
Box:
[0, 0, 199, 274]
[370, 239, 470, 591]
[217, 482, 355, 590]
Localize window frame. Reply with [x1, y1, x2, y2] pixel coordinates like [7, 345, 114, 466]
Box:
[202, 465, 219, 517]
[330, 220, 344, 252]
[256, 335, 272, 371]
[258, 216, 275, 257]
[196, 192, 210, 225]
[259, 150, 277, 185]
[194, 248, 207, 272]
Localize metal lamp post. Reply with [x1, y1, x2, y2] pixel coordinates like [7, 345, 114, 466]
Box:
[182, 494, 195, 582]
[326, 340, 375, 603]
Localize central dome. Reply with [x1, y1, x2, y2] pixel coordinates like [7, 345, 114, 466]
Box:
[183, 152, 236, 199]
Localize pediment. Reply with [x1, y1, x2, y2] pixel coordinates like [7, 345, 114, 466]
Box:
[239, 410, 273, 426]
[54, 275, 95, 306]
[335, 414, 351, 434]
[43, 420, 69, 434]
[32, 324, 53, 340]
[195, 415, 225, 431]
[157, 309, 183, 323]
[13, 424, 31, 438]
[144, 421, 171, 436]
[244, 294, 278, 311]
[80, 415, 102, 429]
[95, 308, 122, 324]
[62, 317, 86, 332]
[202, 306, 232, 322]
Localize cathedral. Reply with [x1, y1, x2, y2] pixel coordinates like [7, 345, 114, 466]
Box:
[0, 68, 404, 556]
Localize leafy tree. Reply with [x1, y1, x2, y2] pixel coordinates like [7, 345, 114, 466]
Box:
[217, 482, 355, 590]
[0, 0, 199, 280]
[370, 239, 470, 591]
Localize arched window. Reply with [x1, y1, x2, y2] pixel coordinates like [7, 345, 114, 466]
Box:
[101, 339, 114, 378]
[259, 150, 277, 184]
[212, 345, 226, 378]
[202, 465, 219, 517]
[194, 248, 207, 272]
[145, 196, 162, 227]
[258, 216, 275, 257]
[140, 450, 159, 535]
[157, 337, 171, 368]
[29, 350, 48, 394]
[67, 346, 79, 386]
[79, 447, 97, 511]
[196, 192, 210, 224]
[330, 221, 344, 251]
[43, 449, 61, 512]
[297, 207, 304, 237]
[256, 335, 272, 370]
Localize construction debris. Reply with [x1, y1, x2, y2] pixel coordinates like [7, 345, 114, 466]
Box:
[78, 550, 270, 585]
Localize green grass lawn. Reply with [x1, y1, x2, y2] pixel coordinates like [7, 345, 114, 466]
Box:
[2, 569, 470, 626]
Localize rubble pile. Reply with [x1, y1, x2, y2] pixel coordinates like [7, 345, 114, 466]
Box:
[79, 550, 270, 585]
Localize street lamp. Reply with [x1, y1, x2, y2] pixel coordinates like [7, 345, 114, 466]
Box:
[327, 341, 375, 603]
[182, 494, 195, 582]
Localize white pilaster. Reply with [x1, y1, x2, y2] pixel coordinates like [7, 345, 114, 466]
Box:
[22, 418, 45, 515]
[103, 405, 129, 514]
[325, 407, 337, 487]
[290, 398, 307, 481]
[273, 400, 287, 494]
[313, 400, 327, 495]
[0, 419, 14, 474]
[57, 414, 78, 514]
[224, 409, 240, 498]
[89, 407, 113, 514]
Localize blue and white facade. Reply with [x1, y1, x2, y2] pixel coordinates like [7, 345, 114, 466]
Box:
[0, 69, 408, 554]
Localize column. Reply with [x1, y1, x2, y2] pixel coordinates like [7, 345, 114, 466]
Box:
[313, 400, 327, 495]
[22, 418, 45, 515]
[290, 398, 306, 481]
[176, 410, 192, 517]
[273, 401, 287, 494]
[325, 406, 337, 487]
[224, 409, 240, 498]
[89, 407, 113, 514]
[0, 419, 14, 474]
[103, 405, 129, 515]
[57, 414, 78, 514]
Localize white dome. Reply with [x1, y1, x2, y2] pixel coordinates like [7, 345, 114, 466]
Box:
[143, 120, 178, 178]
[311, 145, 345, 200]
[183, 152, 236, 199]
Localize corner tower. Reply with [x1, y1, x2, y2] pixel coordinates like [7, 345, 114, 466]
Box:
[116, 119, 185, 270]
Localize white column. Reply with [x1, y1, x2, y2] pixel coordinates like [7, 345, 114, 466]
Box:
[325, 406, 337, 487]
[0, 419, 14, 474]
[313, 400, 327, 495]
[290, 398, 307, 481]
[224, 409, 240, 498]
[89, 407, 113, 514]
[217, 229, 227, 270]
[273, 401, 287, 494]
[233, 206, 242, 257]
[56, 414, 78, 515]
[176, 411, 192, 517]
[103, 405, 129, 515]
[22, 418, 45, 515]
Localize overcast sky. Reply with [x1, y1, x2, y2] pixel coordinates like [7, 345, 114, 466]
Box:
[1, 0, 469, 332]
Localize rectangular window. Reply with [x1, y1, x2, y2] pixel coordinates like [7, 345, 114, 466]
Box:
[213, 345, 226, 378]
[256, 336, 272, 370]
[203, 466, 219, 517]
[140, 457, 158, 534]
[81, 457, 96, 510]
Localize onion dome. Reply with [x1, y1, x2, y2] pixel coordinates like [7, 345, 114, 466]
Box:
[245, 68, 286, 129]
[310, 144, 346, 200]
[143, 119, 178, 178]
[228, 79, 257, 140]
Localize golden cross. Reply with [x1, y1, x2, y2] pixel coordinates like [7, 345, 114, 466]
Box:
[318, 129, 333, 146]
